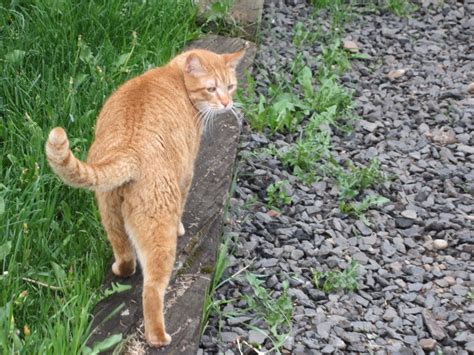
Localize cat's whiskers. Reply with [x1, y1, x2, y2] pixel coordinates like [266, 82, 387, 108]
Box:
[229, 107, 242, 125]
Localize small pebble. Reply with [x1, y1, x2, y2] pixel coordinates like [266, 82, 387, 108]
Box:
[433, 239, 448, 250]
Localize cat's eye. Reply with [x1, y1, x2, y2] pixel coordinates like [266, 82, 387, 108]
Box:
[207, 87, 216, 93]
[228, 84, 235, 90]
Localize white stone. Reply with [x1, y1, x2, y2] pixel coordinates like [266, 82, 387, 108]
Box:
[433, 239, 448, 250]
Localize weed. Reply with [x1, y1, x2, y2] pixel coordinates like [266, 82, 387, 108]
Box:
[310, 0, 351, 32]
[201, 239, 231, 335]
[266, 181, 292, 208]
[82, 334, 122, 355]
[201, 0, 242, 36]
[318, 39, 351, 77]
[312, 260, 359, 293]
[243, 273, 292, 352]
[328, 159, 385, 200]
[384, 0, 417, 16]
[102, 282, 132, 299]
[296, 65, 315, 98]
[339, 194, 390, 218]
[279, 131, 330, 183]
[312, 75, 353, 115]
[293, 22, 319, 48]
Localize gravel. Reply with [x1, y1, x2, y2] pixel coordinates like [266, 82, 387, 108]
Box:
[200, 0, 474, 353]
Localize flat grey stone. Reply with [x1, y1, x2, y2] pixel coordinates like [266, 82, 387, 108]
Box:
[248, 329, 267, 345]
[291, 249, 305, 260]
[401, 210, 418, 219]
[465, 341, 474, 352]
[260, 258, 279, 268]
[422, 309, 446, 340]
[321, 344, 335, 353]
[317, 321, 333, 340]
[221, 332, 239, 343]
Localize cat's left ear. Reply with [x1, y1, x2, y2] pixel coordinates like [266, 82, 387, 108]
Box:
[185, 53, 205, 76]
[223, 42, 249, 70]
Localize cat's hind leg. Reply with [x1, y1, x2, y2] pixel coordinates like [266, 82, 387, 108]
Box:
[126, 215, 177, 347]
[96, 191, 136, 277]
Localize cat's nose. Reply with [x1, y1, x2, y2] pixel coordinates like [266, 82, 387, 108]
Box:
[221, 97, 230, 107]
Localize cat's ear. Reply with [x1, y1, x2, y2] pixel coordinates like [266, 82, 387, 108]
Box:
[223, 43, 248, 70]
[184, 54, 205, 76]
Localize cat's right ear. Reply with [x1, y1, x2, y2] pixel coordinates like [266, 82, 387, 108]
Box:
[184, 54, 205, 76]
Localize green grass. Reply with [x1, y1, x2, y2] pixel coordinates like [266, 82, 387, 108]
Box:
[330, 159, 385, 200]
[266, 180, 292, 208]
[312, 0, 417, 16]
[339, 194, 390, 219]
[0, 1, 200, 352]
[242, 273, 292, 352]
[385, 0, 417, 16]
[312, 260, 359, 293]
[200, 0, 243, 36]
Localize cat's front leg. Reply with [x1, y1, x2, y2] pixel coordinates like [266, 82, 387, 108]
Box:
[177, 172, 193, 237]
[178, 221, 185, 236]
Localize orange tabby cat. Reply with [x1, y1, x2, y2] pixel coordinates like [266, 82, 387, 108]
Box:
[45, 47, 245, 347]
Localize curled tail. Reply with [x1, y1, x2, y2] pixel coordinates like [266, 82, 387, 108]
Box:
[45, 127, 138, 191]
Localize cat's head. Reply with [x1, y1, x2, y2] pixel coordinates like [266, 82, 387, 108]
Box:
[181, 48, 246, 118]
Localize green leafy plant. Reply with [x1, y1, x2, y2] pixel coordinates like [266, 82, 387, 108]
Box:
[339, 194, 390, 218]
[243, 273, 293, 352]
[329, 159, 385, 200]
[102, 282, 132, 299]
[0, 302, 24, 352]
[318, 38, 351, 77]
[82, 334, 122, 355]
[312, 260, 359, 293]
[266, 181, 292, 207]
[279, 131, 330, 184]
[312, 75, 353, 115]
[201, 0, 241, 35]
[385, 0, 417, 16]
[293, 22, 319, 48]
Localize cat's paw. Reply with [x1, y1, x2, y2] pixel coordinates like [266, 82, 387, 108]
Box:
[112, 260, 136, 277]
[178, 222, 185, 236]
[146, 332, 172, 348]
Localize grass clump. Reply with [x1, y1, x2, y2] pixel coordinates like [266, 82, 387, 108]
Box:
[312, 75, 353, 115]
[325, 159, 389, 219]
[0, 1, 200, 352]
[243, 273, 293, 352]
[384, 0, 417, 16]
[293, 21, 319, 48]
[266, 180, 292, 208]
[339, 194, 390, 218]
[200, 0, 242, 36]
[201, 239, 239, 336]
[318, 39, 351, 76]
[239, 75, 308, 134]
[331, 159, 385, 200]
[312, 260, 359, 293]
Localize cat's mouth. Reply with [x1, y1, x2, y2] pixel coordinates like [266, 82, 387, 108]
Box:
[195, 102, 241, 129]
[213, 106, 233, 114]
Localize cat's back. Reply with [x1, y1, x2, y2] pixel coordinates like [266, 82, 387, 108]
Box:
[96, 65, 190, 131]
[89, 64, 197, 163]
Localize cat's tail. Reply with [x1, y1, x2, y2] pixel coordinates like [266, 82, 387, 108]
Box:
[45, 127, 138, 191]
